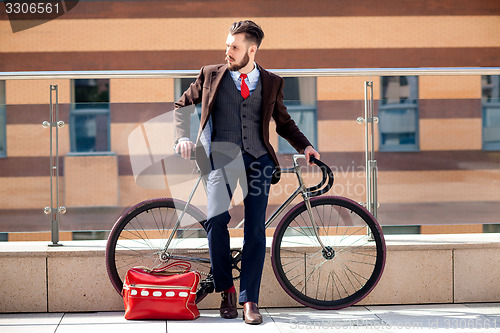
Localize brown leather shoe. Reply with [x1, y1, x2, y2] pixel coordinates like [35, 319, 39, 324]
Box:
[242, 302, 262, 325]
[219, 292, 238, 319]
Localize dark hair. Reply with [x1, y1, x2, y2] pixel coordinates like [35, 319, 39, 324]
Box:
[229, 20, 264, 48]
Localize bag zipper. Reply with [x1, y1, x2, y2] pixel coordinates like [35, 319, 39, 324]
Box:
[125, 284, 191, 290]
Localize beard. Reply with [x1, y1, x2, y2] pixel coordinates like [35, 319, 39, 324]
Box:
[226, 52, 250, 71]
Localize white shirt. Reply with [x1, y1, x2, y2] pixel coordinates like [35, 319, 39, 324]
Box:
[229, 62, 260, 96]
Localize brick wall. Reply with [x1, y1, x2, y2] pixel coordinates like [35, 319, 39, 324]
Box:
[1, 0, 499, 239]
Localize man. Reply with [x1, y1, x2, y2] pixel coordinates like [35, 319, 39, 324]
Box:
[174, 20, 319, 324]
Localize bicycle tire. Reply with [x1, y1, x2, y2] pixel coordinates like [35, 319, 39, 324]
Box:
[105, 198, 211, 302]
[271, 196, 386, 310]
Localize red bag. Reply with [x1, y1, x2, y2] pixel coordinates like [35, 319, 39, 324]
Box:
[122, 261, 200, 320]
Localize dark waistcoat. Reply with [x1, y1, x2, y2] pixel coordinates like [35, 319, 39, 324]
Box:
[211, 71, 268, 159]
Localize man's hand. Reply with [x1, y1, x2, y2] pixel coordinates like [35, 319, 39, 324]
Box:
[175, 140, 196, 160]
[304, 146, 320, 166]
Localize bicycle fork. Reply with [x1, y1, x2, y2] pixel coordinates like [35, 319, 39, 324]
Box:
[293, 156, 333, 258]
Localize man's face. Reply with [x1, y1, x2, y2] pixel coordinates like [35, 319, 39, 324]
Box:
[225, 33, 250, 71]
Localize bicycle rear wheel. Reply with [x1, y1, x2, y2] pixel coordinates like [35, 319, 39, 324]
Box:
[271, 196, 385, 309]
[105, 198, 211, 301]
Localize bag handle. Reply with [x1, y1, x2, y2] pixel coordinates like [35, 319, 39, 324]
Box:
[148, 260, 192, 275]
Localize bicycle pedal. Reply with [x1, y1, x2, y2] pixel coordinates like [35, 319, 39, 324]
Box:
[200, 279, 215, 294]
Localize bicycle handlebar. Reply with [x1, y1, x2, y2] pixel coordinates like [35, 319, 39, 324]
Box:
[306, 156, 334, 197]
[175, 150, 334, 195]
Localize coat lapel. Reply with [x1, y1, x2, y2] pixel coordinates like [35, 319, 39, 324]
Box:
[257, 63, 276, 117]
[199, 64, 227, 131]
[207, 65, 227, 112]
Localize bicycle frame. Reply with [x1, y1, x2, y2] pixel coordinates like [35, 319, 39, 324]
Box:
[263, 155, 328, 251]
[162, 154, 330, 258]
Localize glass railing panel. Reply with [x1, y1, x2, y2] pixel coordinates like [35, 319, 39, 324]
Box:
[1, 72, 499, 241]
[0, 101, 53, 240]
[373, 75, 500, 233]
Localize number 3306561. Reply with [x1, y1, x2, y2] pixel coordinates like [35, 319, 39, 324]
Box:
[5, 2, 60, 15]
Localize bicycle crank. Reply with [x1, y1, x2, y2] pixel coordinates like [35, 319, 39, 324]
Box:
[230, 249, 242, 280]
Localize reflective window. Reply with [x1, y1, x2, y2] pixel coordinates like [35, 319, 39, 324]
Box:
[379, 76, 419, 152]
[175, 78, 202, 142]
[70, 79, 110, 153]
[278, 77, 317, 154]
[482, 75, 500, 150]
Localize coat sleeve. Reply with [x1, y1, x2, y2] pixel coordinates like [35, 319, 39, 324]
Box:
[272, 77, 313, 153]
[173, 67, 205, 143]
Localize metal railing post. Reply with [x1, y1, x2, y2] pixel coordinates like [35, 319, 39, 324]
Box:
[358, 81, 379, 219]
[43, 85, 66, 246]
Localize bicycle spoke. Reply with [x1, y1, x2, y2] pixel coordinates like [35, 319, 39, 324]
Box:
[341, 257, 377, 266]
[342, 264, 360, 292]
[301, 258, 328, 295]
[120, 225, 149, 244]
[282, 253, 319, 276]
[315, 268, 321, 300]
[330, 271, 340, 300]
[150, 208, 164, 242]
[342, 263, 369, 283]
[325, 272, 332, 301]
[279, 237, 319, 247]
[115, 255, 158, 269]
[332, 269, 349, 297]
[129, 216, 155, 250]
[335, 235, 373, 255]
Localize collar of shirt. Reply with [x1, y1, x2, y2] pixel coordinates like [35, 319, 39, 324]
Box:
[229, 62, 260, 93]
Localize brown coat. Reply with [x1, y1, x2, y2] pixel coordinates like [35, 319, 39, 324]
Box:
[174, 63, 312, 168]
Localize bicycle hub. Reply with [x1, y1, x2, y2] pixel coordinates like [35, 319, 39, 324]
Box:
[322, 246, 335, 260]
[159, 251, 169, 262]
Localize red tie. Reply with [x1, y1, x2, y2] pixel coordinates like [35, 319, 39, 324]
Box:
[240, 73, 249, 99]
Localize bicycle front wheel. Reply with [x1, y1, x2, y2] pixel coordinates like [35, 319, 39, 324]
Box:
[271, 196, 386, 309]
[105, 198, 210, 298]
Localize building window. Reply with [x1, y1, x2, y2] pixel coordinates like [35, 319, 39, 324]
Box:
[0, 80, 5, 158]
[378, 76, 419, 152]
[482, 75, 500, 151]
[70, 79, 110, 153]
[278, 77, 317, 154]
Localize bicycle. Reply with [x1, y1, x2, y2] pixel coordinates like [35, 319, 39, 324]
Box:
[106, 154, 386, 310]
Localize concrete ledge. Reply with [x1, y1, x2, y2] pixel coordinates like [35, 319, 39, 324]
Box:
[0, 234, 499, 313]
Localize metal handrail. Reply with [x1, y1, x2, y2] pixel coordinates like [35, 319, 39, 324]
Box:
[1, 67, 500, 80]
